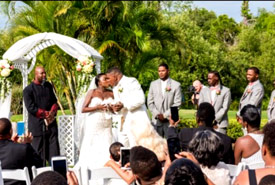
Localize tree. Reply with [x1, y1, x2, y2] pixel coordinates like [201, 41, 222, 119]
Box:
[241, 1, 252, 25]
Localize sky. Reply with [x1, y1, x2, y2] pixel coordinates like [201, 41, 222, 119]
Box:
[0, 1, 275, 29]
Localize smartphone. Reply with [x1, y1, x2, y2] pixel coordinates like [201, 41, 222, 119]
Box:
[120, 147, 131, 170]
[51, 156, 67, 180]
[17, 121, 25, 136]
[167, 138, 181, 162]
[170, 107, 179, 122]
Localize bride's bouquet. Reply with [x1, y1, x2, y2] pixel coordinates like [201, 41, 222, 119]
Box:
[0, 59, 14, 100]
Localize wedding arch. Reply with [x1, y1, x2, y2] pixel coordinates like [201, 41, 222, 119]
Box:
[1, 32, 103, 165]
[1, 32, 103, 122]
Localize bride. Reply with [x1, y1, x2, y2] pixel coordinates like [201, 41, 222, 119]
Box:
[77, 73, 114, 183]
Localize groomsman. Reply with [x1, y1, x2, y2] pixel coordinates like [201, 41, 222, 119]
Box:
[199, 71, 231, 134]
[147, 63, 182, 138]
[267, 79, 275, 121]
[237, 67, 264, 119]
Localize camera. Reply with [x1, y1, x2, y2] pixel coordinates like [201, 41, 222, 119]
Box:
[188, 85, 196, 93]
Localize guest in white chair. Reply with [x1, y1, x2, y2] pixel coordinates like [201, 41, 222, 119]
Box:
[31, 171, 78, 185]
[234, 104, 264, 165]
[234, 120, 275, 185]
[0, 118, 43, 185]
[188, 130, 230, 185]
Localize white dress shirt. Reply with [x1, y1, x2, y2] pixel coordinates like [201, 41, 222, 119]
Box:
[161, 79, 168, 96]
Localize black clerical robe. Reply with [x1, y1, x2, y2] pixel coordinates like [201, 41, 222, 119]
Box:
[23, 81, 58, 136]
[23, 81, 60, 163]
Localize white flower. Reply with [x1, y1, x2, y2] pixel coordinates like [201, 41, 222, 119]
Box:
[83, 65, 93, 73]
[1, 68, 11, 77]
[76, 65, 82, 71]
[4, 63, 10, 69]
[78, 56, 89, 62]
[0, 60, 8, 66]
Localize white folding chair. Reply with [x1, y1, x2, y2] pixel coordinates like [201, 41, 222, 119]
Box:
[31, 166, 52, 179]
[87, 167, 122, 185]
[2, 167, 31, 185]
[226, 162, 246, 183]
[246, 162, 265, 169]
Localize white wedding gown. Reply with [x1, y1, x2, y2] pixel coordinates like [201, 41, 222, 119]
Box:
[78, 97, 113, 185]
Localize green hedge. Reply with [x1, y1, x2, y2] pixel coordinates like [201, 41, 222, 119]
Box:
[178, 118, 268, 140]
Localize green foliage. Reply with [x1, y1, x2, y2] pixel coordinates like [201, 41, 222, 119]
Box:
[241, 1, 252, 21]
[226, 120, 244, 140]
[177, 118, 268, 141]
[10, 84, 23, 115]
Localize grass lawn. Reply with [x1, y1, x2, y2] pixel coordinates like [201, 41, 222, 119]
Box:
[11, 110, 72, 122]
[179, 109, 267, 120]
[11, 109, 268, 122]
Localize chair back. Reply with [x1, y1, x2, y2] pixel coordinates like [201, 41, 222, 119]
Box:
[0, 161, 3, 185]
[226, 162, 246, 183]
[246, 162, 265, 169]
[71, 165, 82, 185]
[88, 167, 121, 185]
[2, 167, 31, 185]
[31, 166, 52, 179]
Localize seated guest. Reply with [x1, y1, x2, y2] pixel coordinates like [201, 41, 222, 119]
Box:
[130, 146, 163, 185]
[105, 146, 164, 185]
[188, 130, 230, 185]
[234, 104, 264, 165]
[167, 102, 234, 164]
[31, 171, 78, 185]
[104, 142, 129, 185]
[234, 120, 275, 185]
[109, 142, 124, 162]
[259, 175, 275, 185]
[0, 118, 43, 185]
[165, 158, 208, 185]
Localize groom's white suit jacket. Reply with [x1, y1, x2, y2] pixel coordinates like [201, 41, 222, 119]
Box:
[113, 75, 150, 147]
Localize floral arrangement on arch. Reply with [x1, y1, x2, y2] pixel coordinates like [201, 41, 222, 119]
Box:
[0, 59, 15, 99]
[75, 56, 95, 96]
[76, 56, 95, 73]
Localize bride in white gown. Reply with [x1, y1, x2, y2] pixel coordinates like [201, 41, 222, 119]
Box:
[78, 73, 114, 184]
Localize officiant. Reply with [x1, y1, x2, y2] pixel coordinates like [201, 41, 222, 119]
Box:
[23, 66, 60, 166]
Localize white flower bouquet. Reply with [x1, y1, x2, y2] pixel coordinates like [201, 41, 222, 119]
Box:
[75, 56, 95, 96]
[0, 59, 14, 100]
[76, 56, 95, 74]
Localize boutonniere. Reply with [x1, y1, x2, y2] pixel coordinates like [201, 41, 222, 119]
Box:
[165, 86, 171, 92]
[118, 87, 123, 93]
[216, 90, 221, 95]
[247, 89, 252, 94]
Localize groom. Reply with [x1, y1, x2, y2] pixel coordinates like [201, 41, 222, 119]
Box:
[106, 67, 150, 147]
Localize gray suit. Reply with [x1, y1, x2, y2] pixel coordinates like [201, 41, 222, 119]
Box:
[268, 90, 275, 121]
[199, 84, 231, 134]
[238, 80, 264, 116]
[147, 78, 182, 137]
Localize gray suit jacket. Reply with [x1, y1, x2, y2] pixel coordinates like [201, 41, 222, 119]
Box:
[237, 80, 264, 116]
[268, 90, 275, 121]
[147, 78, 182, 126]
[198, 84, 231, 127]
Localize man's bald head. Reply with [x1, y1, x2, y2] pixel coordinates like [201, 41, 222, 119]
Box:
[34, 66, 46, 83]
[193, 80, 203, 93]
[0, 118, 12, 138]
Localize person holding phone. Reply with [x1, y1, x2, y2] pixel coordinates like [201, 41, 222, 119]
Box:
[0, 118, 43, 185]
[167, 102, 235, 164]
[23, 66, 60, 166]
[147, 63, 182, 138]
